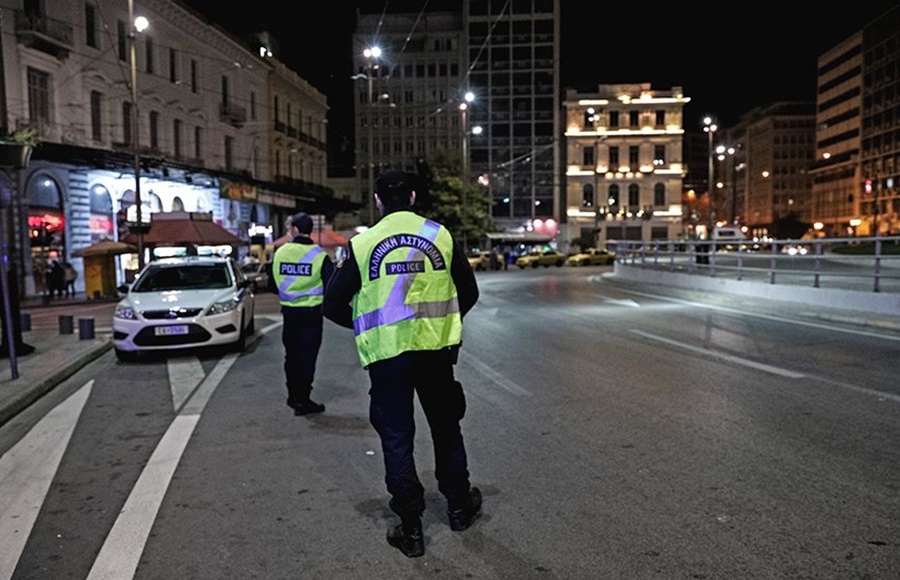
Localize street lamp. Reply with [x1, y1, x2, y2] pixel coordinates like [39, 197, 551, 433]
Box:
[363, 45, 381, 225]
[702, 116, 718, 235]
[128, 0, 149, 268]
[460, 91, 475, 249]
[716, 144, 742, 225]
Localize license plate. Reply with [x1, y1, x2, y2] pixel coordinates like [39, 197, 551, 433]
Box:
[155, 325, 189, 336]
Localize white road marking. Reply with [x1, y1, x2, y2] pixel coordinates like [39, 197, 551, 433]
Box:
[0, 381, 93, 580]
[617, 286, 900, 342]
[166, 358, 204, 413]
[87, 354, 239, 580]
[630, 329, 806, 378]
[602, 297, 641, 308]
[460, 351, 531, 396]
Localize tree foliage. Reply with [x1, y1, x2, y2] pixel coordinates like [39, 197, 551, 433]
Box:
[412, 149, 494, 249]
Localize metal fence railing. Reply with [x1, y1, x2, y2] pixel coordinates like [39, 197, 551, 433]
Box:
[614, 236, 900, 295]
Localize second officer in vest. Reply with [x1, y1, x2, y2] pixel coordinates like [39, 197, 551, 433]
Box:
[270, 212, 333, 416]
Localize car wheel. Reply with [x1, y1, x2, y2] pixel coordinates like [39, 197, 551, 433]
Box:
[555, 260, 563, 267]
[231, 315, 250, 353]
[115, 348, 138, 362]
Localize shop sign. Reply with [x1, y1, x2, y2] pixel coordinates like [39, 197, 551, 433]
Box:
[220, 179, 258, 202]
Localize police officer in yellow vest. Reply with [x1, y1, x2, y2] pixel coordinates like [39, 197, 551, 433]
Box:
[323, 170, 481, 558]
[271, 212, 333, 416]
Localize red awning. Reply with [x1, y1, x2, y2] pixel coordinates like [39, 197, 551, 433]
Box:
[121, 212, 245, 247]
[311, 229, 350, 248]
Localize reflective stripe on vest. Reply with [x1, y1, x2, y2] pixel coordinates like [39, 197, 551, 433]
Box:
[273, 243, 325, 307]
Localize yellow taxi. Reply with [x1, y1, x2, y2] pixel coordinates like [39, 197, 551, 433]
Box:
[566, 248, 615, 266]
[515, 248, 566, 269]
[467, 250, 491, 271]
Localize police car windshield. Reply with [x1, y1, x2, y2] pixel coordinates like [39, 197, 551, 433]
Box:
[132, 264, 232, 292]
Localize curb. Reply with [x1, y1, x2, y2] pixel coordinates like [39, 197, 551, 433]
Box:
[0, 339, 113, 427]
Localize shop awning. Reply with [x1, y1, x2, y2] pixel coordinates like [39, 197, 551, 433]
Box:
[121, 212, 246, 247]
[311, 229, 350, 248]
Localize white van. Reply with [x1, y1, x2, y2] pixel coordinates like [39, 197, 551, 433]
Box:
[711, 226, 746, 242]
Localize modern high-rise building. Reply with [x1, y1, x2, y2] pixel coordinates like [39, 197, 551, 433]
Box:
[352, 10, 465, 226]
[809, 33, 864, 238]
[465, 0, 559, 234]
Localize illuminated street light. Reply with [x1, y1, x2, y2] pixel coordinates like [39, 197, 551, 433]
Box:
[460, 91, 476, 250]
[364, 46, 381, 224]
[128, 0, 149, 268]
[702, 116, 718, 234]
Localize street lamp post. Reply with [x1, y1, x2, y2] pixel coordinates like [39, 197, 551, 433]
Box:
[460, 91, 474, 250]
[128, 0, 148, 268]
[364, 46, 381, 225]
[703, 116, 718, 234]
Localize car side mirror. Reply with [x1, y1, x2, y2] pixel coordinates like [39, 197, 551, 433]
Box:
[117, 283, 130, 294]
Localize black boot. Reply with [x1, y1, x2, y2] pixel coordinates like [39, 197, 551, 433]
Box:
[386, 519, 424, 558]
[448, 487, 482, 531]
[293, 399, 325, 416]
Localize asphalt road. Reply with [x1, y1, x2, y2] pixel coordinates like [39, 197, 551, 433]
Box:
[1, 268, 899, 579]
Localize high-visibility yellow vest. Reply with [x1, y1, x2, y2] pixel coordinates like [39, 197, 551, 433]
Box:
[272, 242, 327, 307]
[350, 211, 462, 367]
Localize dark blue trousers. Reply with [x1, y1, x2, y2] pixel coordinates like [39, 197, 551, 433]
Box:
[281, 305, 323, 406]
[367, 348, 471, 522]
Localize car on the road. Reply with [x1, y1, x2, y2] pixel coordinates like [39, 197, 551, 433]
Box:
[467, 250, 491, 271]
[241, 260, 270, 290]
[566, 247, 615, 267]
[112, 255, 256, 361]
[515, 248, 566, 268]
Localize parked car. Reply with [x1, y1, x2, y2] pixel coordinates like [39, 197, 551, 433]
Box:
[566, 248, 615, 266]
[112, 256, 256, 361]
[467, 250, 491, 271]
[515, 248, 566, 269]
[241, 260, 270, 290]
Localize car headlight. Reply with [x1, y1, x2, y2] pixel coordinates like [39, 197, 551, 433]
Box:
[114, 304, 137, 320]
[207, 296, 239, 315]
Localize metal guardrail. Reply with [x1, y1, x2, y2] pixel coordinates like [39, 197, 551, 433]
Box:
[615, 236, 900, 294]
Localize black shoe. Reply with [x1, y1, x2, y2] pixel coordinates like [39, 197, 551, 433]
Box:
[448, 487, 482, 531]
[293, 400, 325, 416]
[386, 521, 424, 558]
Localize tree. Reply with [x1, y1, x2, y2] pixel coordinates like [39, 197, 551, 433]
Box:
[414, 149, 494, 249]
[771, 212, 811, 239]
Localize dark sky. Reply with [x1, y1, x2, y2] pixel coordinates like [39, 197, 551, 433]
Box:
[181, 1, 900, 152]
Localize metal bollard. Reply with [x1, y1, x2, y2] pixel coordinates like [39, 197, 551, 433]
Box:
[59, 314, 74, 335]
[20, 312, 31, 332]
[78, 317, 95, 340]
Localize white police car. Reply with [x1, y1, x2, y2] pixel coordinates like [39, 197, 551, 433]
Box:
[112, 256, 256, 361]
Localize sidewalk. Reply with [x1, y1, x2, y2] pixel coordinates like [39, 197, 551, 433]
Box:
[0, 295, 113, 427]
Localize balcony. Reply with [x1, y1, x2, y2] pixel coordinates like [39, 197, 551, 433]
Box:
[15, 10, 73, 59]
[219, 102, 247, 128]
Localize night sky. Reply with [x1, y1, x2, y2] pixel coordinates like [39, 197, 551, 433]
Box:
[180, 0, 900, 168]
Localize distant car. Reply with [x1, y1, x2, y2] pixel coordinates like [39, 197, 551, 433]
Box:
[112, 255, 256, 361]
[515, 249, 566, 269]
[780, 243, 809, 256]
[241, 260, 270, 290]
[566, 248, 615, 267]
[467, 250, 491, 271]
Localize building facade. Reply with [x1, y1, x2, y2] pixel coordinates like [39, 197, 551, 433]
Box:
[562, 84, 688, 250]
[465, 0, 559, 234]
[809, 33, 864, 238]
[726, 103, 816, 238]
[858, 5, 900, 236]
[1, 0, 350, 298]
[352, 10, 465, 226]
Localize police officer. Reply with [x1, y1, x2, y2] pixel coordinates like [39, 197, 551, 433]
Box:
[270, 212, 333, 416]
[323, 170, 481, 558]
